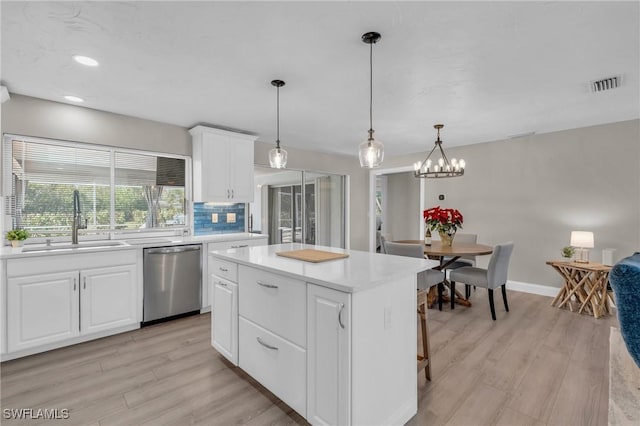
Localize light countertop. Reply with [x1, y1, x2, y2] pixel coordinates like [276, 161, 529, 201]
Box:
[210, 243, 439, 293]
[0, 233, 268, 259]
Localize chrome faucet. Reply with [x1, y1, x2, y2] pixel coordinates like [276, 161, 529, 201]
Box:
[72, 189, 86, 244]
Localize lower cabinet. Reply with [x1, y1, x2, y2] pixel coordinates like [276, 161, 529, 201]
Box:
[211, 276, 238, 365]
[7, 271, 80, 352]
[307, 284, 351, 426]
[5, 251, 139, 355]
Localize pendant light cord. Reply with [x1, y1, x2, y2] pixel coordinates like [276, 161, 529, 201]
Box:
[369, 41, 373, 132]
[276, 85, 280, 149]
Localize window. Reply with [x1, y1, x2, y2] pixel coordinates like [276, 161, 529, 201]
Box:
[3, 135, 189, 239]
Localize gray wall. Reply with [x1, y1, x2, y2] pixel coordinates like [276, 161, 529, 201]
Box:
[1, 94, 191, 155]
[383, 119, 640, 288]
[386, 172, 420, 241]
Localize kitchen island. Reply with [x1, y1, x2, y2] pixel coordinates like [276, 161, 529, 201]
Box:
[209, 243, 435, 426]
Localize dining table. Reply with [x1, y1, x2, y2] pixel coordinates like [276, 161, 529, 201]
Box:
[393, 240, 494, 308]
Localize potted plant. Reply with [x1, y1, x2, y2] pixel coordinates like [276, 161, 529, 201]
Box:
[423, 206, 463, 247]
[561, 246, 575, 261]
[6, 229, 29, 248]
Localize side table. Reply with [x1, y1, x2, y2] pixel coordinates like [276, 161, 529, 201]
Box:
[546, 260, 613, 318]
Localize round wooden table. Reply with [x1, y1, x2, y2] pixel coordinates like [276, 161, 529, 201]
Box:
[393, 240, 494, 308]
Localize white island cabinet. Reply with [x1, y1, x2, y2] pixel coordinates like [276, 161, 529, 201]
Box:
[209, 243, 433, 426]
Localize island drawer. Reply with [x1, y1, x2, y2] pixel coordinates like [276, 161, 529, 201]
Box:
[239, 317, 306, 417]
[209, 257, 238, 283]
[238, 266, 306, 348]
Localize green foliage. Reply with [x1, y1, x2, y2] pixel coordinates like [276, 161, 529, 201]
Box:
[6, 229, 29, 241]
[561, 246, 575, 258]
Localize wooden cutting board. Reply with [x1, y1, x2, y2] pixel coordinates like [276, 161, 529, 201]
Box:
[275, 249, 349, 263]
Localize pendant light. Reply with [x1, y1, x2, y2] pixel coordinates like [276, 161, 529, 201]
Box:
[358, 32, 384, 169]
[414, 124, 465, 178]
[269, 79, 288, 169]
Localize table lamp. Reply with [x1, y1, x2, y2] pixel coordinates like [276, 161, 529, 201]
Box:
[570, 231, 594, 263]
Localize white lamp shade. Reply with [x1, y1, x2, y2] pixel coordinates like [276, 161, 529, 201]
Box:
[570, 231, 594, 248]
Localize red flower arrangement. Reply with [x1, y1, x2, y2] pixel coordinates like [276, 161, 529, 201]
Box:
[423, 206, 463, 235]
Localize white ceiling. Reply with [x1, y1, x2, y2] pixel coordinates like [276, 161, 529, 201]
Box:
[2, 1, 639, 158]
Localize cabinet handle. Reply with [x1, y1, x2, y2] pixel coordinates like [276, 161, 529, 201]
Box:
[257, 281, 278, 289]
[232, 189, 234, 198]
[217, 281, 228, 287]
[338, 303, 345, 329]
[83, 277, 86, 289]
[227, 189, 230, 199]
[231, 244, 248, 248]
[219, 267, 228, 272]
[256, 337, 278, 351]
[73, 278, 77, 291]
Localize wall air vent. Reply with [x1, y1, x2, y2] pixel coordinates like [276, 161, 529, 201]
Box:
[591, 75, 621, 93]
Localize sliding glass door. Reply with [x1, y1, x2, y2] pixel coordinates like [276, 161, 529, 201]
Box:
[251, 167, 346, 248]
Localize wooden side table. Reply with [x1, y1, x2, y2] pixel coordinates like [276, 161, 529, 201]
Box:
[546, 260, 613, 318]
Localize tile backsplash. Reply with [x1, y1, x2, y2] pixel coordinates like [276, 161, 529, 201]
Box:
[193, 203, 245, 235]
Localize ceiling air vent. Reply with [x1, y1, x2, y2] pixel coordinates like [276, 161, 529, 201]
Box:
[591, 75, 621, 93]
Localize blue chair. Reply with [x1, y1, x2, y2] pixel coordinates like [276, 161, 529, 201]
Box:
[609, 252, 640, 368]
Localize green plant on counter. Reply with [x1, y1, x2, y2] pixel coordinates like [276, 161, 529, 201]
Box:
[561, 246, 575, 258]
[6, 229, 29, 241]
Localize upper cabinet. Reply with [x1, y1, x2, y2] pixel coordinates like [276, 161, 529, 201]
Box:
[190, 126, 257, 203]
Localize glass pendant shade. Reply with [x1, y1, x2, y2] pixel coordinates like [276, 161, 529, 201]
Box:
[359, 131, 384, 168]
[269, 146, 288, 169]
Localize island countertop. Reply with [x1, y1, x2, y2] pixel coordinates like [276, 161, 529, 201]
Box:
[209, 243, 438, 293]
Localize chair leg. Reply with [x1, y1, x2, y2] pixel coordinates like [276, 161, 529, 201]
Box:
[488, 289, 496, 320]
[501, 284, 509, 312]
[438, 282, 444, 311]
[465, 284, 471, 299]
[417, 295, 431, 381]
[450, 281, 456, 310]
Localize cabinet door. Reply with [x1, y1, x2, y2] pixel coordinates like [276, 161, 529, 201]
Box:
[80, 265, 137, 335]
[307, 284, 351, 426]
[201, 132, 231, 201]
[228, 139, 254, 202]
[7, 271, 80, 352]
[211, 275, 238, 365]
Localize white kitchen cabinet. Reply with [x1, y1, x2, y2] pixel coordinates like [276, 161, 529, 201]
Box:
[211, 276, 238, 365]
[190, 125, 257, 203]
[307, 284, 351, 426]
[80, 265, 137, 335]
[4, 250, 140, 358]
[7, 271, 80, 352]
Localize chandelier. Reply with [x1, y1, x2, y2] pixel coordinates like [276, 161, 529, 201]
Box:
[414, 124, 465, 178]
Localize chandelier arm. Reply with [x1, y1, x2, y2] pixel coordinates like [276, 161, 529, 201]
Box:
[419, 143, 440, 170]
[438, 142, 451, 167]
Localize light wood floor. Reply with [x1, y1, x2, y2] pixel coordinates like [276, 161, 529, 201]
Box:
[0, 290, 617, 425]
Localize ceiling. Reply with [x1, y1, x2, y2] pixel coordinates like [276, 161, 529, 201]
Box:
[2, 1, 639, 158]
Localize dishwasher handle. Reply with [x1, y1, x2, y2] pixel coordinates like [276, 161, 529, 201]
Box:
[145, 245, 201, 255]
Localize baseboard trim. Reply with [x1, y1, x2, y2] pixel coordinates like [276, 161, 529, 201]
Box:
[507, 280, 560, 298]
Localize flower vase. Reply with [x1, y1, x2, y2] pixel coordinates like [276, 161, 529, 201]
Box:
[439, 231, 455, 247]
[10, 240, 24, 248]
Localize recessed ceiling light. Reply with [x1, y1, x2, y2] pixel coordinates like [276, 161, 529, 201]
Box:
[64, 95, 84, 103]
[72, 55, 99, 67]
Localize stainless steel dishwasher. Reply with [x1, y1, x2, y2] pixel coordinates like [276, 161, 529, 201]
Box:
[143, 244, 202, 325]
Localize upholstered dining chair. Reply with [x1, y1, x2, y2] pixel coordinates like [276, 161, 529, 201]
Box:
[449, 242, 515, 320]
[383, 241, 443, 380]
[443, 233, 478, 299]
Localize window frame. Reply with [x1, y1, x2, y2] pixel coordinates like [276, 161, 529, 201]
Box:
[2, 133, 192, 244]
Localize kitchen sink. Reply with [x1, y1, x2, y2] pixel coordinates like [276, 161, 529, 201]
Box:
[21, 241, 127, 253]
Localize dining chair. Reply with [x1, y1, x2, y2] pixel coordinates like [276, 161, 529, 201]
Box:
[449, 242, 515, 320]
[443, 233, 478, 299]
[383, 241, 443, 380]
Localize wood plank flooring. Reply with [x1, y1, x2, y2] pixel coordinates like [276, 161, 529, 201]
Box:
[1, 290, 617, 425]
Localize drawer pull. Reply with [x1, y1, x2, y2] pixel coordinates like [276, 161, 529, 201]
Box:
[219, 267, 228, 272]
[338, 303, 345, 329]
[217, 281, 228, 287]
[231, 244, 248, 248]
[256, 337, 278, 351]
[257, 281, 278, 289]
